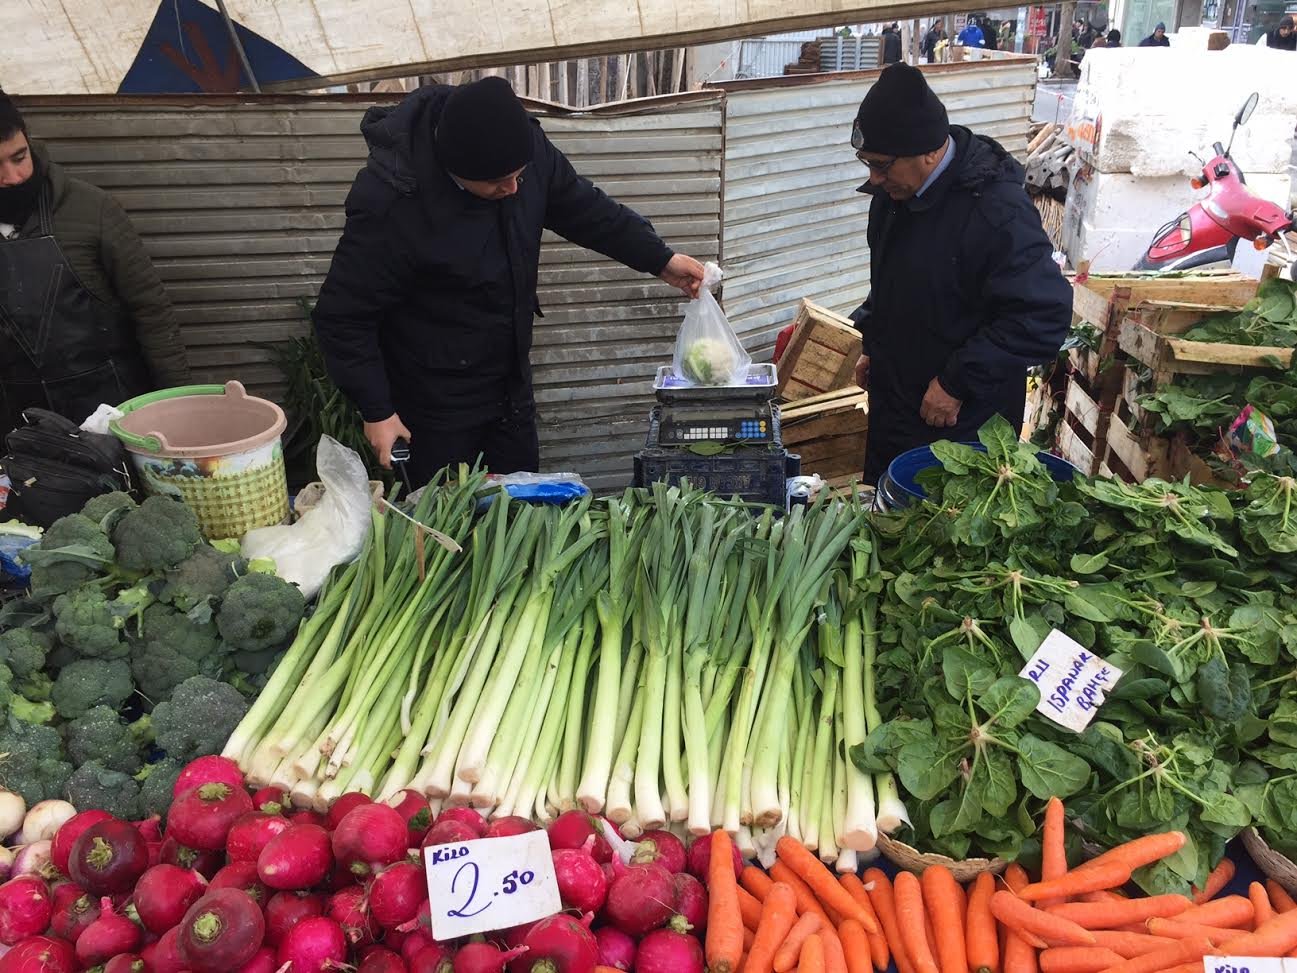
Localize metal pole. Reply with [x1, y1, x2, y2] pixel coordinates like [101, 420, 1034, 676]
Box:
[213, 0, 261, 93]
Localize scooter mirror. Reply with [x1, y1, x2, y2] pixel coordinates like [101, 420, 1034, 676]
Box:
[1236, 92, 1259, 128]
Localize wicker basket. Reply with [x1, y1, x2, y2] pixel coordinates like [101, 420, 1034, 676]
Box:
[1241, 827, 1297, 894]
[876, 833, 1008, 881]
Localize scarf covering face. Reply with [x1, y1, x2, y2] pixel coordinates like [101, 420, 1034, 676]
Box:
[0, 149, 41, 228]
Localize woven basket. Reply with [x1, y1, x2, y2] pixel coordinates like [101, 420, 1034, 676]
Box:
[876, 833, 1008, 881]
[1241, 827, 1297, 894]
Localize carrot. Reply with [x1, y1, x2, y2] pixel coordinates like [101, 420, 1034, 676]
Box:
[1080, 834, 1186, 876]
[1191, 860, 1236, 904]
[771, 861, 833, 922]
[1047, 895, 1191, 929]
[746, 926, 757, 951]
[896, 871, 941, 973]
[866, 868, 917, 973]
[968, 873, 1000, 973]
[1005, 864, 1032, 895]
[740, 886, 766, 931]
[1042, 798, 1068, 908]
[1081, 891, 1129, 904]
[774, 912, 823, 972]
[706, 830, 744, 973]
[1089, 932, 1180, 958]
[822, 925, 849, 973]
[745, 865, 776, 901]
[799, 934, 826, 973]
[1216, 908, 1297, 956]
[1143, 919, 1239, 946]
[746, 882, 801, 973]
[923, 865, 969, 973]
[775, 837, 880, 934]
[1155, 964, 1203, 973]
[1268, 881, 1297, 915]
[1092, 935, 1214, 973]
[1251, 882, 1276, 928]
[1004, 865, 1041, 973]
[1039, 947, 1127, 973]
[840, 873, 889, 971]
[1020, 862, 1134, 903]
[842, 920, 875, 973]
[991, 892, 1098, 948]
[1177, 896, 1254, 930]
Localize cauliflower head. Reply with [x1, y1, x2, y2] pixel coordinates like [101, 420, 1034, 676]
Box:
[681, 338, 739, 386]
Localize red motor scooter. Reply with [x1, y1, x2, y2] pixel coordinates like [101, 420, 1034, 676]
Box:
[1136, 93, 1296, 272]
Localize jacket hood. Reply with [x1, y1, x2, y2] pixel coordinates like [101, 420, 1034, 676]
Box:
[359, 85, 454, 194]
[857, 126, 1023, 204]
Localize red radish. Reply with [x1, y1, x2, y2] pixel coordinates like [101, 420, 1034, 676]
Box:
[389, 791, 433, 845]
[76, 898, 143, 966]
[143, 926, 187, 973]
[604, 863, 676, 938]
[546, 811, 612, 864]
[0, 935, 77, 973]
[421, 820, 478, 849]
[433, 808, 486, 838]
[51, 809, 113, 876]
[593, 928, 635, 971]
[325, 793, 372, 831]
[326, 885, 375, 945]
[333, 803, 409, 877]
[685, 832, 742, 882]
[0, 875, 53, 945]
[50, 883, 99, 943]
[484, 817, 537, 839]
[174, 756, 245, 798]
[226, 812, 291, 863]
[513, 913, 598, 973]
[134, 864, 208, 935]
[134, 816, 163, 845]
[633, 830, 686, 874]
[453, 943, 526, 973]
[552, 842, 608, 913]
[290, 809, 329, 828]
[210, 862, 270, 907]
[400, 930, 437, 964]
[408, 943, 456, 973]
[251, 788, 287, 813]
[258, 824, 333, 890]
[105, 954, 145, 973]
[387, 928, 411, 951]
[500, 919, 539, 951]
[635, 921, 704, 973]
[673, 872, 707, 932]
[177, 888, 266, 973]
[265, 891, 325, 946]
[159, 837, 224, 879]
[169, 784, 255, 852]
[370, 861, 427, 929]
[236, 947, 277, 973]
[276, 915, 346, 972]
[361, 946, 410, 973]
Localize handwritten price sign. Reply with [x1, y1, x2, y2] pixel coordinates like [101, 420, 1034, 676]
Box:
[1019, 629, 1124, 733]
[424, 830, 562, 940]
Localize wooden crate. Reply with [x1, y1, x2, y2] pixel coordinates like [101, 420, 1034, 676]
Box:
[1116, 301, 1295, 384]
[779, 386, 868, 480]
[1071, 272, 1258, 330]
[776, 301, 862, 402]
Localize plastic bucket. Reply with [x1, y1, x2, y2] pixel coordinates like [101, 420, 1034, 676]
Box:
[881, 442, 1080, 510]
[111, 381, 289, 541]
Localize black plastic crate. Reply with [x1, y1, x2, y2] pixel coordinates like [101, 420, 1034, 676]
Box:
[633, 447, 800, 507]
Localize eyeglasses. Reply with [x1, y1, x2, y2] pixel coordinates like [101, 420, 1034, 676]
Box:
[851, 119, 899, 173]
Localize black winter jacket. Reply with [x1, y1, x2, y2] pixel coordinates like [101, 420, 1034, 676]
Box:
[852, 126, 1070, 482]
[313, 86, 675, 427]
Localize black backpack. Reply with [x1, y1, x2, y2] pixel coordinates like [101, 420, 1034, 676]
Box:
[1, 409, 133, 527]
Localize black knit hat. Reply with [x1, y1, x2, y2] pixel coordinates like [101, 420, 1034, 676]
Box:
[852, 64, 950, 158]
[436, 77, 534, 180]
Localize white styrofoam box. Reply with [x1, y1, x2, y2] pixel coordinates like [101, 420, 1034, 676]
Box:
[1062, 168, 1292, 272]
[1065, 46, 1297, 177]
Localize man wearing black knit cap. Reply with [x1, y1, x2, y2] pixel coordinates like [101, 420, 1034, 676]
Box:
[847, 64, 1070, 483]
[313, 77, 706, 484]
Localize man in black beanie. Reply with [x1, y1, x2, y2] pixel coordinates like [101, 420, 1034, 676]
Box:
[313, 77, 706, 484]
[847, 64, 1070, 483]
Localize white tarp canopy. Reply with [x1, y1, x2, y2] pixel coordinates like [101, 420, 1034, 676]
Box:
[10, 0, 962, 95]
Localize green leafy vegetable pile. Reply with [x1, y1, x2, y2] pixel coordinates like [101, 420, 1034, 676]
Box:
[1181, 278, 1297, 347]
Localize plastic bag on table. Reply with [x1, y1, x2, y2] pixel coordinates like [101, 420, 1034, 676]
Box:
[672, 262, 751, 386]
[241, 436, 373, 600]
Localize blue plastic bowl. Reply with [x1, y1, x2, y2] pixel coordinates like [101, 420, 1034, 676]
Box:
[881, 442, 1079, 509]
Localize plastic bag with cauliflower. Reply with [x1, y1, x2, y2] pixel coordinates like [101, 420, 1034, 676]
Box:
[671, 262, 751, 387]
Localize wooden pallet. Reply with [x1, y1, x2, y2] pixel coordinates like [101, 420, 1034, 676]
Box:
[779, 386, 868, 480]
[776, 301, 862, 403]
[1117, 301, 1294, 384]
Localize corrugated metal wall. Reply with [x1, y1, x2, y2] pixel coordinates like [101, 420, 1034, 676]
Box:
[713, 57, 1038, 358]
[18, 95, 722, 490]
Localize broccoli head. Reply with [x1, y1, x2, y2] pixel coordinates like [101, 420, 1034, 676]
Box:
[66, 760, 141, 820]
[112, 496, 202, 574]
[0, 628, 49, 679]
[152, 676, 248, 762]
[53, 587, 125, 659]
[63, 705, 147, 775]
[137, 757, 185, 819]
[216, 573, 305, 653]
[22, 514, 114, 599]
[81, 492, 137, 526]
[130, 605, 228, 705]
[0, 716, 73, 805]
[160, 545, 239, 621]
[51, 658, 133, 720]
